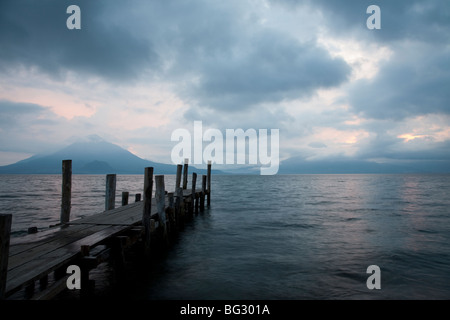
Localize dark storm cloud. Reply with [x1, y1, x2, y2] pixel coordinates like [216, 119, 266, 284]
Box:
[276, 0, 450, 44]
[187, 32, 351, 111]
[349, 46, 450, 119]
[142, 1, 352, 112]
[0, 100, 47, 126]
[0, 0, 158, 80]
[0, 100, 63, 153]
[284, 0, 450, 121]
[0, 0, 351, 114]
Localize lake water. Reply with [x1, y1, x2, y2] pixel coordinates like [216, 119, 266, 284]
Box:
[1, 174, 450, 300]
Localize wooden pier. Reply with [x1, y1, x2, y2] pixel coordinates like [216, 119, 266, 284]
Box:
[0, 160, 212, 300]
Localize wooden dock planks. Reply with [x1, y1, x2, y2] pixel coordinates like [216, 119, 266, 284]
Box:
[4, 188, 204, 299]
[6, 225, 127, 296]
[1, 158, 212, 300]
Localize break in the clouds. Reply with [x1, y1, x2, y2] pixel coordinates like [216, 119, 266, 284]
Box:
[298, 0, 450, 121]
[0, 0, 449, 171]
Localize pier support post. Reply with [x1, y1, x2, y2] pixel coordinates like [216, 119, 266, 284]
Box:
[60, 159, 72, 224]
[142, 167, 154, 257]
[0, 214, 12, 299]
[182, 158, 189, 190]
[105, 174, 116, 211]
[176, 164, 182, 191]
[155, 175, 166, 225]
[191, 173, 197, 215]
[175, 186, 184, 229]
[175, 164, 183, 228]
[79, 246, 96, 299]
[155, 175, 168, 245]
[135, 193, 141, 202]
[207, 160, 211, 207]
[121, 192, 129, 206]
[112, 237, 127, 284]
[167, 192, 175, 237]
[201, 175, 207, 212]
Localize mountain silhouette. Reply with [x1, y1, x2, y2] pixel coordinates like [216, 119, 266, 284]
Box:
[0, 135, 206, 174]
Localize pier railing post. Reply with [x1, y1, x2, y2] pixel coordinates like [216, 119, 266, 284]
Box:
[191, 173, 197, 215]
[142, 167, 154, 257]
[155, 175, 168, 244]
[182, 158, 189, 190]
[175, 186, 184, 229]
[60, 159, 72, 224]
[207, 160, 211, 207]
[105, 174, 116, 211]
[135, 193, 141, 202]
[167, 192, 175, 237]
[201, 175, 207, 212]
[176, 164, 182, 191]
[0, 214, 12, 299]
[121, 192, 129, 206]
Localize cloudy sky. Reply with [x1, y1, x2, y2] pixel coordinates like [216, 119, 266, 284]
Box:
[0, 0, 449, 169]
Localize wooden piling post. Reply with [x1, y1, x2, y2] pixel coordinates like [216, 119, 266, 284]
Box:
[201, 175, 207, 212]
[207, 160, 211, 207]
[176, 164, 183, 190]
[191, 173, 197, 215]
[155, 175, 166, 224]
[176, 186, 184, 228]
[27, 226, 38, 234]
[168, 193, 174, 211]
[80, 245, 95, 300]
[39, 275, 48, 291]
[60, 159, 72, 224]
[142, 167, 154, 257]
[0, 214, 12, 299]
[135, 193, 141, 202]
[182, 158, 189, 190]
[167, 192, 175, 236]
[155, 175, 168, 244]
[112, 237, 127, 284]
[105, 174, 116, 211]
[121, 192, 129, 206]
[174, 164, 183, 227]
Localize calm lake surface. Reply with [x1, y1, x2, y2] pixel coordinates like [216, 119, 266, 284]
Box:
[1, 174, 449, 299]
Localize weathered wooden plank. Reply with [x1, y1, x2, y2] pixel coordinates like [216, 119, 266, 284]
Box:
[10, 200, 158, 262]
[8, 224, 114, 271]
[6, 225, 128, 297]
[9, 223, 101, 256]
[67, 202, 144, 226]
